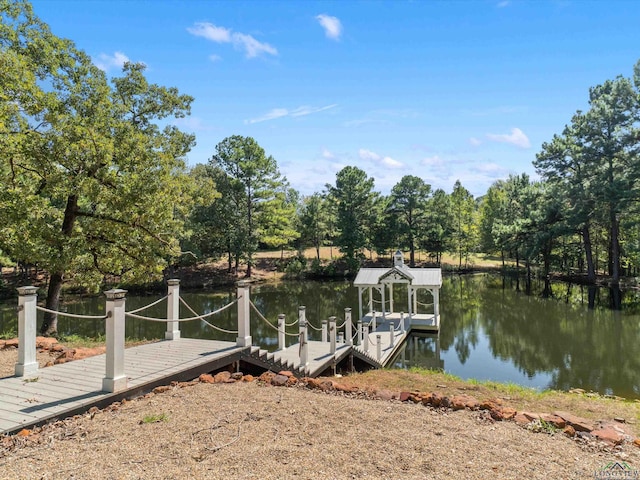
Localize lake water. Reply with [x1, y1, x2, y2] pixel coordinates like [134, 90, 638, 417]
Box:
[2, 274, 639, 398]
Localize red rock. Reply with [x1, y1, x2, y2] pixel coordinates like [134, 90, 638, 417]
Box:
[271, 374, 289, 386]
[88, 406, 99, 414]
[520, 411, 540, 422]
[231, 372, 243, 380]
[399, 391, 412, 402]
[278, 370, 294, 378]
[439, 396, 452, 408]
[633, 438, 640, 448]
[43, 361, 54, 368]
[35, 336, 58, 350]
[73, 347, 105, 360]
[16, 429, 31, 437]
[490, 406, 517, 421]
[593, 427, 625, 445]
[242, 374, 255, 382]
[540, 414, 566, 429]
[408, 393, 422, 403]
[258, 371, 276, 384]
[4, 339, 18, 349]
[430, 392, 445, 407]
[199, 374, 215, 384]
[375, 389, 395, 401]
[514, 413, 532, 426]
[563, 425, 576, 437]
[479, 399, 502, 411]
[553, 411, 594, 432]
[286, 376, 298, 386]
[51, 344, 66, 352]
[213, 371, 231, 383]
[450, 394, 479, 411]
[153, 385, 172, 394]
[304, 377, 322, 389]
[0, 340, 6, 349]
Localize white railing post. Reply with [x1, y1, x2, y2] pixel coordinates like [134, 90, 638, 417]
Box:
[389, 322, 395, 348]
[103, 289, 127, 393]
[299, 306, 308, 370]
[363, 323, 369, 351]
[236, 281, 252, 347]
[165, 279, 180, 340]
[376, 335, 382, 361]
[15, 286, 39, 376]
[278, 314, 285, 350]
[329, 316, 336, 354]
[400, 312, 405, 333]
[321, 319, 328, 342]
[345, 308, 353, 347]
[371, 310, 377, 331]
[357, 320, 363, 346]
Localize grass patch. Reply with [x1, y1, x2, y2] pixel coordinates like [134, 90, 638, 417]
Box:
[57, 334, 157, 349]
[0, 330, 17, 340]
[140, 413, 168, 424]
[23, 377, 39, 383]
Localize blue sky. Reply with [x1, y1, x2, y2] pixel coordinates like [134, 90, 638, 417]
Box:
[30, 0, 640, 197]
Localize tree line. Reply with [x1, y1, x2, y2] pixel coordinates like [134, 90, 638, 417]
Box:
[2, 1, 640, 333]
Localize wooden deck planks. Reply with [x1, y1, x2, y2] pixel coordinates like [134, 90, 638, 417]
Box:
[0, 338, 244, 435]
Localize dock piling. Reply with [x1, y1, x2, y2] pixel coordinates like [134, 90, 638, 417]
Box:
[345, 308, 353, 346]
[329, 316, 336, 354]
[278, 314, 285, 350]
[103, 289, 127, 393]
[236, 281, 252, 347]
[15, 286, 38, 377]
[165, 279, 180, 340]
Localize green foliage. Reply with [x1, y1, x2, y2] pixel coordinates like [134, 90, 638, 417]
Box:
[298, 193, 331, 260]
[140, 413, 168, 424]
[449, 180, 478, 269]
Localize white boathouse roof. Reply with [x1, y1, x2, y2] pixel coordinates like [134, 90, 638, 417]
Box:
[353, 250, 442, 288]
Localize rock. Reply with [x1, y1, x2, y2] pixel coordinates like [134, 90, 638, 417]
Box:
[271, 374, 289, 386]
[399, 391, 412, 402]
[540, 414, 566, 429]
[153, 385, 172, 394]
[593, 426, 625, 445]
[278, 370, 294, 378]
[35, 336, 58, 350]
[286, 376, 298, 386]
[304, 377, 322, 389]
[375, 389, 395, 401]
[258, 371, 276, 384]
[242, 374, 255, 382]
[213, 371, 231, 383]
[51, 344, 66, 353]
[479, 399, 502, 411]
[568, 388, 586, 394]
[563, 425, 576, 437]
[73, 347, 106, 360]
[16, 429, 31, 437]
[4, 339, 18, 349]
[514, 413, 533, 426]
[430, 392, 445, 407]
[231, 372, 243, 380]
[633, 438, 640, 448]
[614, 417, 626, 423]
[44, 361, 54, 368]
[0, 340, 5, 349]
[490, 406, 517, 421]
[408, 393, 422, 403]
[450, 394, 479, 411]
[553, 411, 594, 432]
[198, 374, 215, 384]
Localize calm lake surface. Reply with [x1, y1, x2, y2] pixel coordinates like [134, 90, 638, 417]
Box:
[2, 274, 640, 398]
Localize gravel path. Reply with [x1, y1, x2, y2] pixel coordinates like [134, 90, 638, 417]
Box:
[1, 379, 637, 480]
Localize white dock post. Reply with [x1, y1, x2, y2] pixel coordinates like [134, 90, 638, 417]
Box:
[329, 316, 336, 354]
[388, 283, 394, 313]
[278, 314, 285, 350]
[400, 312, 405, 333]
[15, 286, 39, 376]
[371, 310, 377, 331]
[434, 289, 440, 327]
[381, 286, 386, 319]
[389, 322, 395, 348]
[299, 306, 308, 370]
[357, 320, 363, 346]
[236, 281, 252, 347]
[345, 308, 353, 346]
[376, 335, 382, 361]
[165, 279, 180, 340]
[103, 289, 127, 393]
[363, 324, 369, 351]
[321, 319, 328, 342]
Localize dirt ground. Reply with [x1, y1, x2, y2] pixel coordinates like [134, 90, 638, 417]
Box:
[1, 348, 639, 480]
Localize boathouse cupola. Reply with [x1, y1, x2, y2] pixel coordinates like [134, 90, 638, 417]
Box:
[394, 250, 404, 268]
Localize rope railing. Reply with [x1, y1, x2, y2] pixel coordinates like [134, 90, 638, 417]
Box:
[283, 318, 299, 327]
[179, 297, 238, 335]
[249, 301, 299, 337]
[305, 319, 323, 331]
[35, 305, 107, 320]
[416, 300, 434, 308]
[125, 297, 238, 323]
[126, 295, 168, 314]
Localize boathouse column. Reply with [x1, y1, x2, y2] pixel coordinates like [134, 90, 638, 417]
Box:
[407, 287, 412, 318]
[358, 288, 363, 321]
[388, 283, 394, 313]
[103, 289, 127, 393]
[345, 308, 353, 346]
[165, 279, 180, 340]
[433, 289, 440, 327]
[236, 281, 252, 347]
[368, 287, 373, 314]
[381, 285, 386, 319]
[413, 288, 418, 316]
[15, 286, 39, 376]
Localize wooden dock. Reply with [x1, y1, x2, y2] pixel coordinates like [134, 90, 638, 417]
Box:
[0, 339, 244, 436]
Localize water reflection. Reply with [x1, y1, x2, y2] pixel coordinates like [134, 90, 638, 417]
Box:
[2, 274, 640, 398]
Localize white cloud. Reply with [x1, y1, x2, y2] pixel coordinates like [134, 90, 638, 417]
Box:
[316, 14, 342, 40]
[94, 51, 130, 72]
[187, 23, 231, 42]
[321, 148, 335, 160]
[208, 54, 222, 62]
[486, 128, 531, 149]
[421, 155, 444, 166]
[358, 148, 404, 169]
[245, 104, 337, 124]
[469, 137, 482, 147]
[187, 22, 277, 59]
